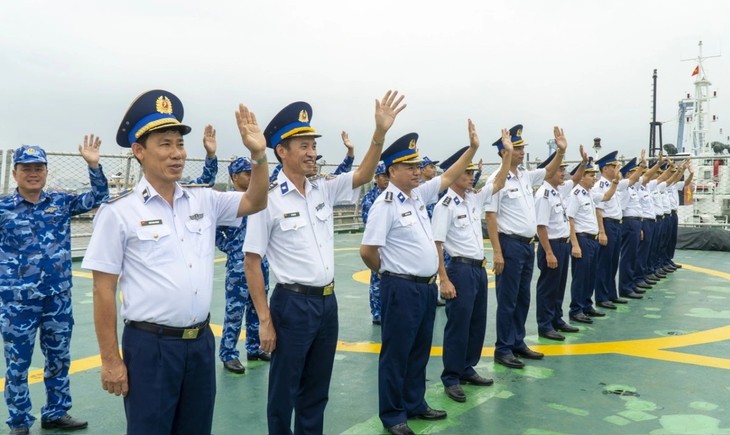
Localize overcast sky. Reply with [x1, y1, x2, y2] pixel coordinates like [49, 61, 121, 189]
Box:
[1, 0, 729, 167]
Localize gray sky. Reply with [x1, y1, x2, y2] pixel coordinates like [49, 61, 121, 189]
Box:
[1, 0, 729, 167]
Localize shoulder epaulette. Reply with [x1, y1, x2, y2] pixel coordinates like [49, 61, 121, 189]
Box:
[105, 189, 133, 203]
[442, 196, 452, 206]
[269, 180, 279, 192]
[384, 191, 394, 202]
[573, 188, 580, 195]
[180, 183, 211, 188]
[543, 189, 549, 198]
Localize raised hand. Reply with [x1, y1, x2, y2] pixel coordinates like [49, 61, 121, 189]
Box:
[341, 131, 354, 151]
[203, 125, 217, 157]
[554, 126, 567, 152]
[235, 104, 266, 156]
[79, 134, 101, 168]
[579, 144, 589, 162]
[468, 119, 480, 149]
[374, 90, 407, 134]
[500, 128, 513, 151]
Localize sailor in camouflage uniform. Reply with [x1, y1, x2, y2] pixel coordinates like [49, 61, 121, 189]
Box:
[0, 139, 108, 434]
[360, 162, 388, 325]
[215, 157, 272, 373]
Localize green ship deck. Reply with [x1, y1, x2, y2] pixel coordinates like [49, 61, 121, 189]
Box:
[3, 233, 730, 434]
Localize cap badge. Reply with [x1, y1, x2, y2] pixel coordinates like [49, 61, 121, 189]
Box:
[298, 110, 309, 123]
[408, 139, 417, 150]
[156, 96, 173, 115]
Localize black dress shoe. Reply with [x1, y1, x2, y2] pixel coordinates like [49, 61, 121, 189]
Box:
[610, 298, 628, 304]
[636, 281, 653, 289]
[539, 330, 565, 341]
[513, 347, 544, 360]
[494, 353, 525, 368]
[445, 384, 466, 402]
[9, 428, 29, 435]
[634, 288, 646, 294]
[643, 277, 659, 284]
[584, 308, 606, 317]
[597, 301, 617, 309]
[662, 265, 677, 272]
[223, 358, 246, 374]
[646, 273, 663, 281]
[622, 292, 644, 299]
[460, 373, 494, 386]
[654, 270, 668, 278]
[386, 422, 415, 435]
[372, 317, 382, 325]
[570, 313, 593, 324]
[41, 414, 88, 430]
[247, 351, 272, 362]
[556, 323, 580, 333]
[416, 407, 447, 420]
[671, 262, 682, 269]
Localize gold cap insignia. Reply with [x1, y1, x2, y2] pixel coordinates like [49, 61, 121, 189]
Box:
[516, 129, 522, 137]
[298, 109, 309, 123]
[27, 148, 36, 154]
[156, 96, 173, 114]
[408, 139, 417, 149]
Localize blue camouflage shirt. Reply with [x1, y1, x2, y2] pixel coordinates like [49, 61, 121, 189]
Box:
[360, 185, 383, 225]
[270, 154, 354, 182]
[0, 166, 108, 301]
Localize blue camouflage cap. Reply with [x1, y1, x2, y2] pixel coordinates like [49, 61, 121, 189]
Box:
[14, 145, 48, 165]
[375, 162, 386, 175]
[419, 156, 439, 169]
[264, 102, 321, 148]
[228, 157, 252, 177]
[439, 146, 477, 171]
[117, 90, 191, 148]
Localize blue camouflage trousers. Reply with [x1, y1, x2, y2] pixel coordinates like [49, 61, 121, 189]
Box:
[369, 272, 381, 321]
[0, 292, 73, 429]
[219, 259, 269, 362]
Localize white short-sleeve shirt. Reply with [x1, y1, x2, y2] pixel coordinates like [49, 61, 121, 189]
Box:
[82, 177, 243, 327]
[567, 185, 599, 234]
[534, 181, 570, 239]
[484, 167, 546, 238]
[243, 170, 359, 287]
[361, 177, 441, 277]
[432, 184, 494, 260]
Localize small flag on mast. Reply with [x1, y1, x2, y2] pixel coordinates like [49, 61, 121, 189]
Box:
[692, 66, 700, 76]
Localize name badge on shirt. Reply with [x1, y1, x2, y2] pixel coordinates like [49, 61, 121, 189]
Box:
[315, 202, 325, 211]
[189, 213, 204, 220]
[284, 211, 300, 218]
[401, 211, 412, 217]
[141, 219, 163, 226]
[457, 214, 467, 219]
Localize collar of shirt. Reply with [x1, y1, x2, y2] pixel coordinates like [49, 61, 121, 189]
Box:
[384, 183, 421, 205]
[276, 169, 318, 197]
[9, 189, 51, 207]
[446, 187, 465, 206]
[137, 176, 187, 204]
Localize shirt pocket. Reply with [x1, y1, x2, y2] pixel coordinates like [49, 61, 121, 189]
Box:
[315, 207, 334, 240]
[135, 225, 174, 266]
[506, 189, 521, 200]
[185, 217, 214, 256]
[279, 216, 309, 250]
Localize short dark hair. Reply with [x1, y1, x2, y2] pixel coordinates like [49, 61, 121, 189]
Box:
[274, 139, 291, 164]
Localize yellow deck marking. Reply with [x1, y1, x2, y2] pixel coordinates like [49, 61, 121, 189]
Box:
[5, 260, 725, 392]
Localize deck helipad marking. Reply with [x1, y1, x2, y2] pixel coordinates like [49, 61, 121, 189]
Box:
[6, 261, 726, 393]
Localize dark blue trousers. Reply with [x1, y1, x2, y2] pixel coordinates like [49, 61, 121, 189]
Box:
[536, 239, 571, 333]
[379, 275, 437, 428]
[668, 212, 679, 264]
[122, 324, 215, 435]
[569, 235, 599, 317]
[494, 235, 534, 358]
[594, 220, 621, 302]
[441, 261, 488, 387]
[648, 217, 664, 273]
[637, 219, 655, 281]
[268, 286, 339, 435]
[619, 218, 641, 295]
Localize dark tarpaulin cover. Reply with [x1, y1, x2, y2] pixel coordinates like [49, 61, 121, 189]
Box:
[677, 227, 730, 251]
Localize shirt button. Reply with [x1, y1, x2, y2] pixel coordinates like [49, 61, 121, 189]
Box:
[180, 237, 184, 241]
[189, 263, 193, 268]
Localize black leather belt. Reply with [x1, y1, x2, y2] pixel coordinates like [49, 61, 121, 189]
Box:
[670, 210, 677, 216]
[656, 215, 664, 220]
[603, 217, 621, 224]
[450, 256, 487, 267]
[623, 216, 643, 222]
[499, 233, 535, 244]
[576, 232, 597, 239]
[126, 315, 210, 340]
[549, 237, 570, 243]
[381, 271, 437, 284]
[277, 282, 334, 296]
[644, 218, 656, 222]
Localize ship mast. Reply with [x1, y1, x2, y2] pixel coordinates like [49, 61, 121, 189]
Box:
[681, 40, 720, 155]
